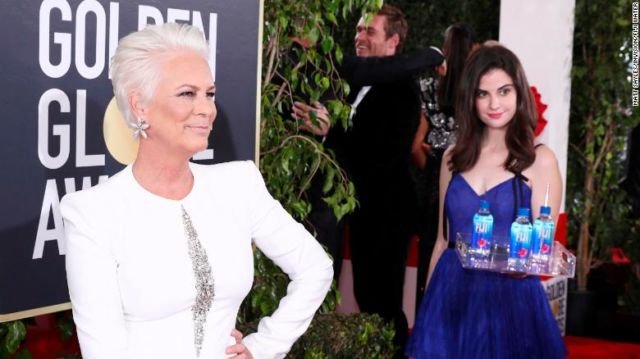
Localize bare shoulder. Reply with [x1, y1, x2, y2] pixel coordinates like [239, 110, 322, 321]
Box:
[532, 144, 559, 171]
[439, 147, 455, 184]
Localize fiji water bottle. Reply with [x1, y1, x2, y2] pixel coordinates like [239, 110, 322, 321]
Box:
[470, 200, 494, 264]
[531, 206, 554, 265]
[508, 208, 532, 271]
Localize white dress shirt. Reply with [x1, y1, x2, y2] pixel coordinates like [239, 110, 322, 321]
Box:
[348, 85, 371, 125]
[61, 161, 333, 358]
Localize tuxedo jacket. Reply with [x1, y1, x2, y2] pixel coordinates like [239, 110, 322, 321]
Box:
[328, 76, 421, 224]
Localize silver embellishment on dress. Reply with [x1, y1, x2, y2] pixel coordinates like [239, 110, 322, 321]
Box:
[181, 205, 214, 357]
[418, 76, 458, 150]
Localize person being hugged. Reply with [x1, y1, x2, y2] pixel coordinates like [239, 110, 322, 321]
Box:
[406, 44, 566, 359]
[61, 23, 332, 359]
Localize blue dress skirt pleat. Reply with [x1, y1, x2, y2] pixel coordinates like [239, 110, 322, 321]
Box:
[406, 249, 567, 359]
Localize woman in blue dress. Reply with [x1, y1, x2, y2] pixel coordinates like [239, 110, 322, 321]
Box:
[406, 44, 567, 358]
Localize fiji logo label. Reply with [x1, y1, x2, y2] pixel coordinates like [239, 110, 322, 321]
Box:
[540, 228, 552, 239]
[541, 244, 551, 254]
[475, 222, 490, 233]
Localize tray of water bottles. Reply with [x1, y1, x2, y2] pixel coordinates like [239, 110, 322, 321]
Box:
[454, 232, 576, 277]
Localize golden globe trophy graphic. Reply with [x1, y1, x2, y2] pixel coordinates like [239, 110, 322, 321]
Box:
[103, 97, 138, 165]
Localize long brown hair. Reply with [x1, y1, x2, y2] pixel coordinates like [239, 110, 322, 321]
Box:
[437, 23, 476, 111]
[449, 45, 537, 174]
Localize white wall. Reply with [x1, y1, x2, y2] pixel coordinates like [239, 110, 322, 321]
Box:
[500, 0, 576, 334]
[500, 0, 575, 211]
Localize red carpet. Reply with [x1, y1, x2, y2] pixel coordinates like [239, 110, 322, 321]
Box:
[566, 336, 640, 359]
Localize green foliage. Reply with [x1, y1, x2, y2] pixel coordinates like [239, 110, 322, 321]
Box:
[238, 313, 396, 359]
[55, 311, 76, 342]
[0, 313, 80, 359]
[237, 249, 288, 325]
[288, 313, 395, 358]
[567, 0, 640, 290]
[238, 1, 411, 356]
[0, 320, 30, 358]
[260, 0, 378, 222]
[241, 0, 380, 325]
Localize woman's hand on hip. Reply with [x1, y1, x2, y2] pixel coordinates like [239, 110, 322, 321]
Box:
[226, 328, 253, 358]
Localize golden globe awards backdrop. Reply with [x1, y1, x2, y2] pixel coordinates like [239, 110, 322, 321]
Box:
[0, 0, 261, 321]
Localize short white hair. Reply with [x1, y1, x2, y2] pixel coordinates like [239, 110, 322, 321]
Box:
[110, 22, 209, 124]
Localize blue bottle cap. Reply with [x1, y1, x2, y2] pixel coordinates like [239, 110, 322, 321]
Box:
[517, 207, 530, 217]
[540, 206, 551, 215]
[479, 200, 490, 209]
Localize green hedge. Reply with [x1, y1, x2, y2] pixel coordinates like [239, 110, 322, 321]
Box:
[239, 313, 395, 359]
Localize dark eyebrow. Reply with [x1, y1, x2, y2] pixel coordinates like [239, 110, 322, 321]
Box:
[476, 84, 514, 93]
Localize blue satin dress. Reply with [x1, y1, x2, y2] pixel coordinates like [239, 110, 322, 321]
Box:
[406, 173, 567, 359]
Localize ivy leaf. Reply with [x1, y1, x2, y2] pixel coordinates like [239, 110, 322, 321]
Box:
[4, 321, 26, 354]
[321, 36, 334, 54]
[341, 79, 351, 97]
[280, 147, 293, 175]
[320, 77, 330, 90]
[326, 100, 342, 120]
[291, 200, 311, 219]
[362, 12, 374, 26]
[278, 15, 288, 31]
[322, 167, 336, 193]
[309, 27, 320, 45]
[57, 315, 75, 341]
[334, 46, 343, 64]
[325, 12, 338, 25]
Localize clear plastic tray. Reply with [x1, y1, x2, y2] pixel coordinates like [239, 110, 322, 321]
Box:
[454, 232, 575, 277]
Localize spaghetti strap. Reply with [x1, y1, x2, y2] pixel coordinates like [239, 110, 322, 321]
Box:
[511, 177, 518, 219]
[509, 171, 530, 218]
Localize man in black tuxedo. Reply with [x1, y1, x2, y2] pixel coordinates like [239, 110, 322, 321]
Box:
[292, 6, 443, 355]
[334, 4, 422, 356]
[289, 38, 442, 283]
[292, 37, 444, 289]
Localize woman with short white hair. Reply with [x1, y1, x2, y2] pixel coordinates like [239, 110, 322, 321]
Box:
[62, 22, 333, 359]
